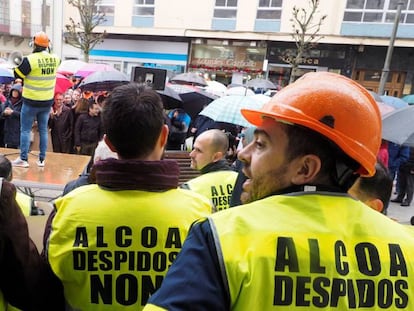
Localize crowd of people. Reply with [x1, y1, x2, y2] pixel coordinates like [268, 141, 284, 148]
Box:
[1, 32, 414, 309]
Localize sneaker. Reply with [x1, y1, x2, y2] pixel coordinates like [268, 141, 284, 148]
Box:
[36, 160, 45, 167]
[11, 157, 29, 168]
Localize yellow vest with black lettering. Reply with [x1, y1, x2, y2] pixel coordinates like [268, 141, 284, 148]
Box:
[15, 192, 32, 216]
[16, 51, 60, 101]
[0, 291, 5, 311]
[184, 170, 238, 211]
[210, 192, 414, 310]
[47, 184, 212, 311]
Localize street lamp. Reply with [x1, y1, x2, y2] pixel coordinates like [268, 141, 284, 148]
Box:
[378, 1, 404, 95]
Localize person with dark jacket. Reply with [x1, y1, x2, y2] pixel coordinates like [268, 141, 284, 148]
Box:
[49, 92, 74, 153]
[74, 101, 103, 156]
[391, 146, 414, 206]
[2, 84, 23, 149]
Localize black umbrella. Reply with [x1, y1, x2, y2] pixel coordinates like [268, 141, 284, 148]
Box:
[78, 70, 130, 92]
[157, 85, 183, 110]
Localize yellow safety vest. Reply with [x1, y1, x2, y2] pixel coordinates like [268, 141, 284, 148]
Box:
[15, 192, 32, 216]
[184, 170, 238, 211]
[210, 193, 414, 310]
[47, 184, 212, 310]
[16, 51, 60, 101]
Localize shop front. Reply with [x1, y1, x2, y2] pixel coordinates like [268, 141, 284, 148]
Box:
[266, 42, 352, 87]
[188, 39, 267, 86]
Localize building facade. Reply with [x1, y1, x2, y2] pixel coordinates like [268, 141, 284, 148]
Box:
[1, 0, 414, 95]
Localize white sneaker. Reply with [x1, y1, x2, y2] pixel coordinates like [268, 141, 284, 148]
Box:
[36, 160, 45, 167]
[12, 157, 29, 168]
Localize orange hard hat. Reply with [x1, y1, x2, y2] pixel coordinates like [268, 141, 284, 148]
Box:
[241, 72, 381, 177]
[33, 31, 50, 48]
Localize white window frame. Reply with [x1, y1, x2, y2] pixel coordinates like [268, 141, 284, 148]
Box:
[96, 0, 115, 16]
[256, 0, 283, 20]
[133, 0, 155, 17]
[214, 0, 238, 19]
[344, 0, 414, 24]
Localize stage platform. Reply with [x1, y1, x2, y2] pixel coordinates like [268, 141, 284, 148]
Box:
[1, 148, 91, 200]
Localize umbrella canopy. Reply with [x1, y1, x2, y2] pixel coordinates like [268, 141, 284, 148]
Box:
[157, 85, 183, 110]
[78, 70, 129, 92]
[199, 95, 270, 127]
[170, 72, 207, 87]
[204, 80, 227, 97]
[380, 95, 409, 109]
[402, 94, 414, 105]
[54, 73, 73, 94]
[57, 59, 87, 76]
[376, 101, 395, 116]
[225, 86, 255, 96]
[382, 105, 414, 146]
[168, 83, 217, 118]
[0, 67, 15, 84]
[245, 78, 276, 90]
[367, 90, 383, 102]
[74, 63, 117, 78]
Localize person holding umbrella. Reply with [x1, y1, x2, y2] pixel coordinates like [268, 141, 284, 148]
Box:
[11, 31, 60, 168]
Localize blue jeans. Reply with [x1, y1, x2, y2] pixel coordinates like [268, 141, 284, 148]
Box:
[20, 101, 52, 161]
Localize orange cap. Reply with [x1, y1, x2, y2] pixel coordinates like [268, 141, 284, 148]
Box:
[241, 72, 381, 177]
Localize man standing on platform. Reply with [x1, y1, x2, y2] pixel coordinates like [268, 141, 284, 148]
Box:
[12, 31, 60, 168]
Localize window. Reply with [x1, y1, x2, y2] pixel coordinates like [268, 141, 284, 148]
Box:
[344, 0, 414, 24]
[133, 0, 155, 16]
[214, 0, 238, 18]
[0, 0, 9, 25]
[22, 1, 31, 27]
[95, 0, 115, 15]
[256, 0, 282, 19]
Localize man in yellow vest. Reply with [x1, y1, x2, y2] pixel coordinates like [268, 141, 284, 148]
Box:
[44, 83, 212, 310]
[144, 72, 414, 310]
[181, 129, 238, 211]
[12, 31, 60, 168]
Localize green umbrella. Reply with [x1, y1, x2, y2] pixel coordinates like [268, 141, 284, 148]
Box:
[402, 94, 414, 105]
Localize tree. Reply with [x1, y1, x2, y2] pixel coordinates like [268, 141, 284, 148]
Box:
[64, 0, 107, 62]
[281, 0, 327, 83]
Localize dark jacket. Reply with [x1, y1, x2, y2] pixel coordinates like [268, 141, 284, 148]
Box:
[48, 105, 74, 153]
[0, 179, 64, 310]
[74, 113, 103, 146]
[2, 85, 23, 148]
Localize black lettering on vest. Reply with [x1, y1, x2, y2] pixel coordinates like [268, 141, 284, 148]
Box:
[90, 274, 112, 304]
[226, 183, 233, 195]
[153, 252, 167, 272]
[334, 240, 348, 275]
[312, 277, 329, 307]
[275, 237, 299, 272]
[116, 226, 132, 247]
[296, 276, 311, 306]
[141, 275, 163, 306]
[73, 227, 88, 247]
[356, 279, 375, 307]
[219, 185, 225, 196]
[41, 67, 53, 75]
[273, 275, 293, 305]
[346, 279, 357, 309]
[211, 186, 219, 196]
[330, 278, 346, 307]
[308, 239, 325, 273]
[165, 227, 182, 248]
[389, 243, 408, 276]
[141, 227, 157, 248]
[377, 279, 393, 308]
[395, 280, 409, 308]
[114, 251, 128, 270]
[116, 274, 137, 306]
[168, 251, 179, 267]
[355, 242, 380, 276]
[96, 226, 108, 247]
[137, 252, 151, 271]
[88, 250, 98, 271]
[73, 250, 86, 270]
[98, 250, 113, 271]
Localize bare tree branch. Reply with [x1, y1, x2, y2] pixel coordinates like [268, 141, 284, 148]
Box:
[65, 0, 107, 62]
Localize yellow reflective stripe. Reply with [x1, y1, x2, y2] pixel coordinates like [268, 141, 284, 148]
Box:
[23, 84, 55, 92]
[26, 75, 56, 81]
[14, 68, 25, 78]
[143, 304, 168, 311]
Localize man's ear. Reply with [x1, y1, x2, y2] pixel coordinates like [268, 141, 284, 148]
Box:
[158, 124, 169, 149]
[212, 151, 223, 162]
[103, 134, 117, 153]
[365, 199, 384, 213]
[291, 154, 321, 185]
